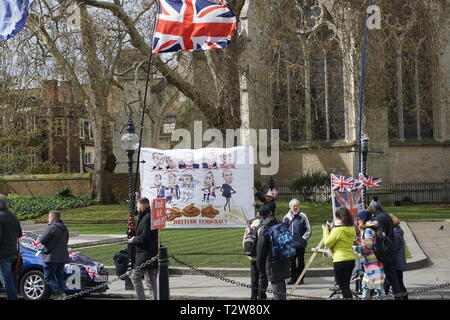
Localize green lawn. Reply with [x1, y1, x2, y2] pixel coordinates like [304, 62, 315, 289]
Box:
[54, 202, 440, 268]
[37, 202, 450, 225]
[77, 224, 334, 269]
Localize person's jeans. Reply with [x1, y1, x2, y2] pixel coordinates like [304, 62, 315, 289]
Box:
[333, 260, 355, 299]
[289, 248, 305, 281]
[44, 262, 66, 295]
[383, 262, 403, 300]
[271, 280, 287, 300]
[0, 255, 18, 300]
[131, 267, 158, 300]
[385, 269, 408, 300]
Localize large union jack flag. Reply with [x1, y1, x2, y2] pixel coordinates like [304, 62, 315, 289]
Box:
[332, 189, 364, 216]
[359, 173, 382, 188]
[152, 0, 237, 54]
[330, 174, 354, 193]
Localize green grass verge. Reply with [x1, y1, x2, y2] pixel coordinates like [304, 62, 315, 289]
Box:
[37, 202, 450, 224]
[76, 224, 334, 269]
[57, 202, 433, 268]
[74, 223, 411, 269]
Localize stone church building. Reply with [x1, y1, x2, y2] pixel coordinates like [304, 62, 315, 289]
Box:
[232, 0, 450, 201]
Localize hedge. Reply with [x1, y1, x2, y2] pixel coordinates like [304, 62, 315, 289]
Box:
[8, 194, 97, 220]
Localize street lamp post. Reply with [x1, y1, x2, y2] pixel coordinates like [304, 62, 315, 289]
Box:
[361, 134, 369, 207]
[120, 117, 140, 290]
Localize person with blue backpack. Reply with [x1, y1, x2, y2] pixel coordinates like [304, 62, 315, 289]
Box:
[282, 199, 312, 285]
[256, 205, 291, 300]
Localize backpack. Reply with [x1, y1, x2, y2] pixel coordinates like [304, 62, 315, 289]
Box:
[268, 223, 296, 260]
[366, 226, 394, 264]
[243, 225, 259, 257]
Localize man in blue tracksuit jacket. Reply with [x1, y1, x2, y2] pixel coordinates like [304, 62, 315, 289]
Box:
[282, 199, 312, 285]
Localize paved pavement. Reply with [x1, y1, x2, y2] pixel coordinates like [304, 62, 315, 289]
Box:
[84, 220, 450, 300]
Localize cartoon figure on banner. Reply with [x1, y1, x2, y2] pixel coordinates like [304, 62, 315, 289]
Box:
[165, 156, 179, 170]
[154, 173, 168, 199]
[220, 169, 236, 211]
[202, 171, 220, 203]
[180, 173, 195, 202]
[219, 151, 236, 169]
[152, 152, 167, 170]
[166, 172, 180, 204]
[179, 152, 199, 170]
[202, 152, 218, 169]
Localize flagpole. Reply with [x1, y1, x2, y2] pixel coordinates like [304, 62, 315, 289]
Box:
[133, 52, 153, 198]
[133, 0, 160, 198]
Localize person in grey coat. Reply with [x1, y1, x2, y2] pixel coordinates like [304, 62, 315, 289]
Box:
[40, 211, 70, 300]
[0, 196, 22, 300]
[256, 205, 290, 300]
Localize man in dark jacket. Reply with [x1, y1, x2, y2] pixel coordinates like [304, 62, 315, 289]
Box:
[0, 196, 22, 300]
[40, 210, 70, 300]
[371, 203, 403, 300]
[254, 188, 277, 216]
[256, 205, 290, 300]
[128, 197, 158, 300]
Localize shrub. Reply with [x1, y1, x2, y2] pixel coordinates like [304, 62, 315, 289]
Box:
[8, 194, 97, 220]
[290, 170, 330, 202]
[56, 186, 73, 198]
[23, 161, 60, 175]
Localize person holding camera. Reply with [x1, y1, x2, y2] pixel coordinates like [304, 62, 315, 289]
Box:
[322, 207, 357, 299]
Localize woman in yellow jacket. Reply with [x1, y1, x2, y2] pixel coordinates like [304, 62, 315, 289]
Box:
[322, 207, 357, 299]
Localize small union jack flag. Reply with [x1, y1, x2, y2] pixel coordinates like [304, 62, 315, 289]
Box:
[359, 173, 382, 188]
[69, 252, 79, 260]
[330, 174, 355, 193]
[30, 240, 42, 250]
[85, 266, 98, 279]
[152, 0, 237, 54]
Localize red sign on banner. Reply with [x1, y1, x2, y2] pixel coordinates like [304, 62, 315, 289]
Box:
[151, 198, 166, 230]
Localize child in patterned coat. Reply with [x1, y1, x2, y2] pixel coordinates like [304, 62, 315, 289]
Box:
[355, 210, 386, 299]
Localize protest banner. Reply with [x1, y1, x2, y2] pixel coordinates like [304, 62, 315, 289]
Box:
[140, 146, 254, 228]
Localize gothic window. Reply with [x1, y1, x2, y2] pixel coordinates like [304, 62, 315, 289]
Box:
[273, 2, 345, 143]
[386, 4, 435, 141]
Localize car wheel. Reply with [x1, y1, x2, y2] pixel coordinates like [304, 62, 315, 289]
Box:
[20, 270, 51, 300]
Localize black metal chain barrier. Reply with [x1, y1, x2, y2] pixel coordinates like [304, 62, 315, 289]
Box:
[62, 254, 159, 300]
[169, 254, 450, 301]
[57, 253, 450, 300]
[170, 254, 324, 300]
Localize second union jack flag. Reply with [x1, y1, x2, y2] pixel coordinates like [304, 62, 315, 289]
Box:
[152, 0, 237, 54]
[359, 173, 382, 188]
[330, 173, 354, 193]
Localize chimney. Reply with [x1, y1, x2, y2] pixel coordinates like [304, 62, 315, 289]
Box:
[58, 81, 74, 104]
[41, 80, 59, 106]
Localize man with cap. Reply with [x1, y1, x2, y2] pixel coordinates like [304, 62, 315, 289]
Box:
[253, 188, 277, 216]
[256, 205, 290, 300]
